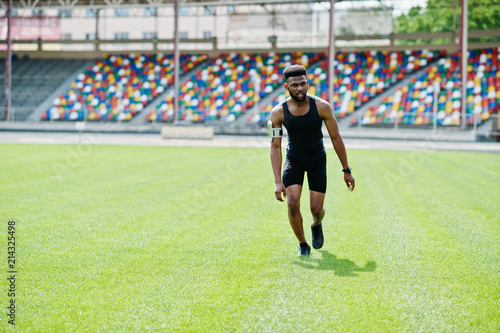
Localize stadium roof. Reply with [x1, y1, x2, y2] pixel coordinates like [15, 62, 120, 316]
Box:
[4, 0, 338, 9]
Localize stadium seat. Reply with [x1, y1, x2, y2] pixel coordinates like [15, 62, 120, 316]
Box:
[0, 58, 87, 121]
[147, 52, 323, 122]
[42, 53, 206, 121]
[354, 48, 500, 127]
[256, 49, 438, 123]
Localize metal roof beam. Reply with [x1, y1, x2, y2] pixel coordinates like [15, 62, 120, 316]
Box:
[146, 0, 166, 5]
[103, 0, 124, 6]
[56, 0, 81, 8]
[5, 0, 329, 9]
[21, 0, 42, 9]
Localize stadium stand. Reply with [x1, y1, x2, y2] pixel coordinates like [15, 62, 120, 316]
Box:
[352, 48, 500, 127]
[256, 49, 440, 123]
[145, 52, 324, 122]
[32, 47, 500, 130]
[0, 57, 87, 121]
[41, 53, 207, 121]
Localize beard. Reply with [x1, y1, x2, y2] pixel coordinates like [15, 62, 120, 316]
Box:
[289, 90, 307, 102]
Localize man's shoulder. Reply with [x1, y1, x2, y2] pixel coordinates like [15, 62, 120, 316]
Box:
[311, 95, 333, 118]
[311, 95, 330, 108]
[270, 102, 285, 118]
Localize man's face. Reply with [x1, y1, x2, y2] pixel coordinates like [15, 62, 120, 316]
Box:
[285, 75, 308, 102]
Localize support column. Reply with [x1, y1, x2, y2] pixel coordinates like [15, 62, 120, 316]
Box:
[173, 0, 180, 124]
[328, 0, 335, 106]
[460, 0, 468, 129]
[4, 0, 12, 121]
[95, 9, 100, 51]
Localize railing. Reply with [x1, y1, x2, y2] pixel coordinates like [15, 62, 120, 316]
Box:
[0, 107, 36, 122]
[356, 113, 492, 131]
[490, 113, 500, 142]
[0, 37, 218, 52]
[0, 30, 499, 55]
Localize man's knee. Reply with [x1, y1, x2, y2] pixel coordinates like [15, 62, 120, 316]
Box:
[287, 197, 300, 214]
[310, 203, 324, 216]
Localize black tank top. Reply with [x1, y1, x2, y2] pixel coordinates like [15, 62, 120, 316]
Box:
[283, 95, 325, 160]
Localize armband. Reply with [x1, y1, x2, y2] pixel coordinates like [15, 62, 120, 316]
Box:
[267, 120, 283, 142]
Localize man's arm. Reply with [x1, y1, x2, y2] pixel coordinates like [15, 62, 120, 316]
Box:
[269, 107, 286, 201]
[318, 100, 355, 192]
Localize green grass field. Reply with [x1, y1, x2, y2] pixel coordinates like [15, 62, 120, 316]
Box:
[1, 143, 499, 332]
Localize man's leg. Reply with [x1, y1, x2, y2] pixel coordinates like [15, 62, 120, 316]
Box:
[305, 154, 327, 249]
[310, 190, 326, 249]
[283, 156, 310, 255]
[310, 190, 325, 227]
[286, 184, 306, 244]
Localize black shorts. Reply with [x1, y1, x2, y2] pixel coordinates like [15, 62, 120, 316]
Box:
[282, 154, 327, 193]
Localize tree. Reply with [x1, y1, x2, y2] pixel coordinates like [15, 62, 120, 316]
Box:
[394, 0, 500, 44]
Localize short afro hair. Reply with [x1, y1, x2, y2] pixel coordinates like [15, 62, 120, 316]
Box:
[283, 65, 307, 81]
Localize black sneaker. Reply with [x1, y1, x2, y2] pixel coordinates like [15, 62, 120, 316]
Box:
[311, 223, 324, 249]
[298, 242, 311, 256]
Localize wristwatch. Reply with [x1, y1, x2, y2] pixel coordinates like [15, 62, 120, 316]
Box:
[342, 167, 352, 174]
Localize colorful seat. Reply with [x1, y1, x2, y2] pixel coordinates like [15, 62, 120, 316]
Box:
[353, 48, 500, 127]
[41, 53, 207, 121]
[257, 49, 439, 123]
[147, 52, 324, 122]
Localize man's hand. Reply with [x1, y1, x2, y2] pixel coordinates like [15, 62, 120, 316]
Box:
[275, 181, 287, 202]
[344, 173, 355, 192]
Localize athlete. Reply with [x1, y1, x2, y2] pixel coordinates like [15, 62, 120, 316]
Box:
[269, 64, 355, 256]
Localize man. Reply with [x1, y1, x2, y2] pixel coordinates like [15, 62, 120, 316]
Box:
[269, 64, 355, 256]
